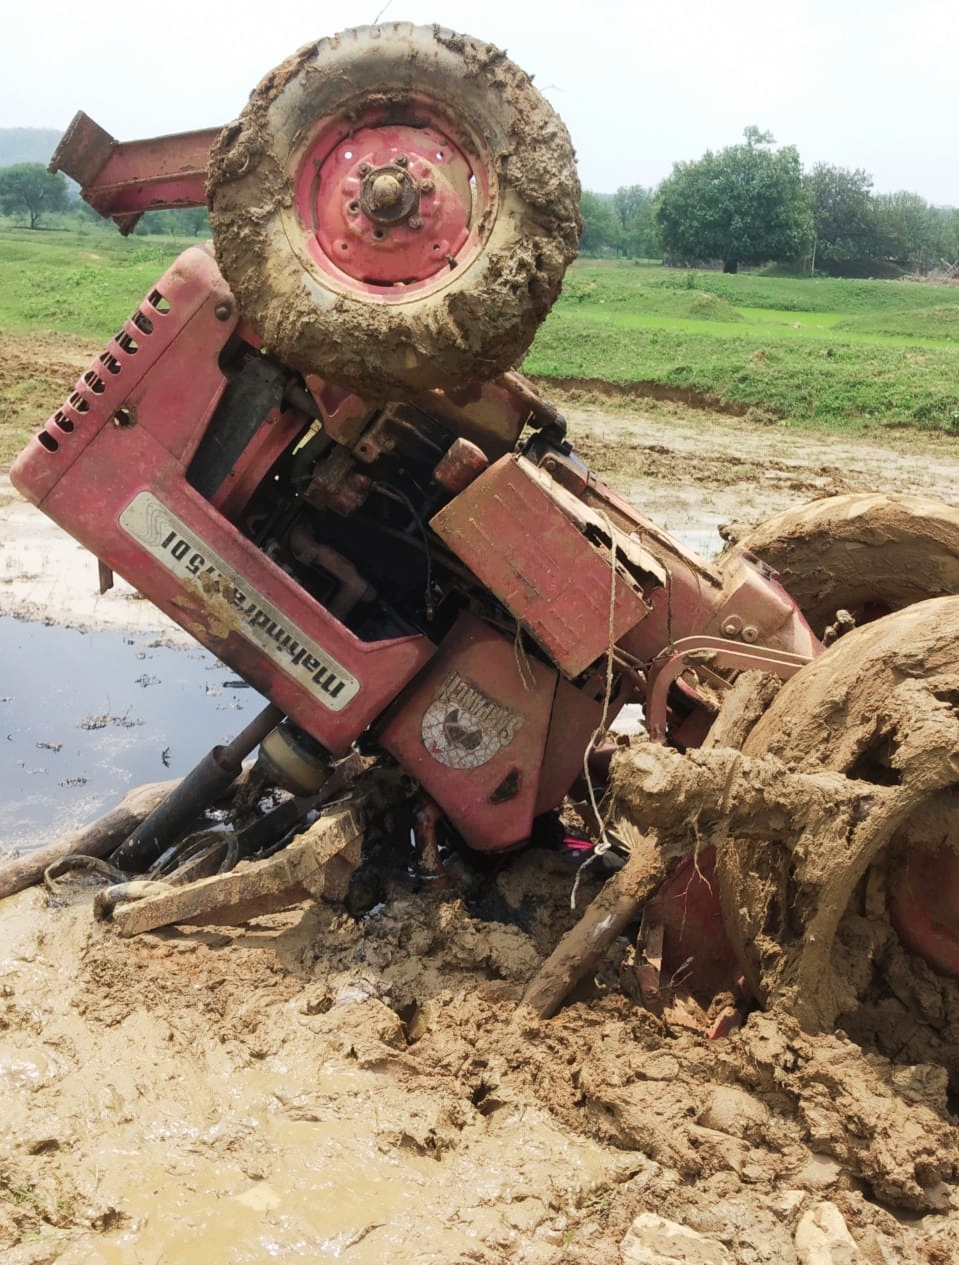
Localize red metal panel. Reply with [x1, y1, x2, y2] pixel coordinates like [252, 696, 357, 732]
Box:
[431, 455, 652, 677]
[51, 113, 215, 225]
[11, 247, 235, 506]
[11, 249, 434, 758]
[534, 672, 627, 816]
[379, 614, 556, 850]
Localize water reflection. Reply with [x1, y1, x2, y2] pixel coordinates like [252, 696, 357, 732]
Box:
[0, 617, 266, 850]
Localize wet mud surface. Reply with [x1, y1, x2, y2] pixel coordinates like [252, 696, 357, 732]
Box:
[3, 873, 959, 1264]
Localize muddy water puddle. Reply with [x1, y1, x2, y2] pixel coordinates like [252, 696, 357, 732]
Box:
[0, 617, 267, 850]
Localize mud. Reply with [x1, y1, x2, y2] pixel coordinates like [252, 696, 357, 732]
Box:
[0, 333, 93, 469]
[728, 492, 959, 636]
[3, 864, 959, 1264]
[721, 598, 959, 1065]
[531, 374, 757, 420]
[208, 24, 581, 397]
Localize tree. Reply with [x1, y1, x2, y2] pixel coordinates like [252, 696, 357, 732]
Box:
[0, 163, 69, 229]
[873, 191, 935, 272]
[654, 127, 811, 273]
[136, 207, 211, 237]
[579, 190, 621, 255]
[612, 184, 660, 258]
[927, 204, 959, 267]
[804, 163, 876, 271]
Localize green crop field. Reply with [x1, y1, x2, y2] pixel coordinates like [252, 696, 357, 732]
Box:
[522, 260, 959, 432]
[2, 229, 959, 440]
[0, 228, 195, 342]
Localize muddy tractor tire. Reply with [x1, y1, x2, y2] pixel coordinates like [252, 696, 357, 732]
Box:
[207, 24, 582, 397]
[724, 492, 959, 639]
[716, 597, 959, 1054]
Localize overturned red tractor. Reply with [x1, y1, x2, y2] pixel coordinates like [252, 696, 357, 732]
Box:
[14, 25, 959, 1057]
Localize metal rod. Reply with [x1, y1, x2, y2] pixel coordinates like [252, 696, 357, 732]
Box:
[111, 704, 284, 871]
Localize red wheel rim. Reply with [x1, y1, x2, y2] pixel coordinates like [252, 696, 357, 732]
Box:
[289, 101, 492, 299]
[889, 844, 959, 978]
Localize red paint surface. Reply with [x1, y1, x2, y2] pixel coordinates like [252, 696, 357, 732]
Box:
[890, 846, 959, 978]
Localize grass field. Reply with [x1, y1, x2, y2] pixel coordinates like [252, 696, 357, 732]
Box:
[0, 228, 197, 341]
[2, 228, 959, 435]
[523, 260, 959, 432]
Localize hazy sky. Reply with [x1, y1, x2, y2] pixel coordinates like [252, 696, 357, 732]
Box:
[5, 0, 956, 204]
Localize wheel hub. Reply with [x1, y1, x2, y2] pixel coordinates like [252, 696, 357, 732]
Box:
[362, 166, 418, 223]
[300, 123, 477, 290]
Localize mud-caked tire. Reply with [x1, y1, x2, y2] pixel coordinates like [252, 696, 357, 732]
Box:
[723, 492, 959, 638]
[207, 24, 582, 396]
[716, 596, 959, 1041]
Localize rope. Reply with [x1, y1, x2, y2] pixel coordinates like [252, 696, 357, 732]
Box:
[571, 512, 620, 909]
[513, 623, 536, 692]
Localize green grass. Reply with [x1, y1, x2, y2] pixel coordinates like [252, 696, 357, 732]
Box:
[568, 260, 959, 315]
[835, 303, 959, 342]
[0, 227, 198, 341]
[3, 229, 959, 436]
[526, 314, 959, 429]
[523, 259, 959, 432]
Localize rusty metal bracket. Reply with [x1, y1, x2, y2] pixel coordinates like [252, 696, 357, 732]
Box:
[51, 111, 219, 233]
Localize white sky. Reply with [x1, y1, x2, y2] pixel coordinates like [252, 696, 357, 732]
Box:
[5, 0, 956, 204]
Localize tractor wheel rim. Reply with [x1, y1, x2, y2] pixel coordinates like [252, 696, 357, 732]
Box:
[291, 107, 491, 296]
[889, 839, 959, 978]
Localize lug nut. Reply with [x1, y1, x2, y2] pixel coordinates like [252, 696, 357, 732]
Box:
[394, 154, 408, 167]
[420, 179, 434, 194]
[359, 162, 372, 175]
[346, 200, 360, 215]
[408, 215, 423, 230]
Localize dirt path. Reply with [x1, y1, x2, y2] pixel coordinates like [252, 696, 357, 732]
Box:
[3, 332, 959, 1262]
[556, 391, 959, 540]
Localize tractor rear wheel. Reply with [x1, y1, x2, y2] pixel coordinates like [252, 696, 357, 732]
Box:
[722, 492, 959, 640]
[207, 24, 581, 397]
[716, 597, 959, 1075]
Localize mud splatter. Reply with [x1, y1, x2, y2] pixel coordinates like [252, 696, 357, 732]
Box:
[2, 868, 958, 1263]
[208, 24, 580, 397]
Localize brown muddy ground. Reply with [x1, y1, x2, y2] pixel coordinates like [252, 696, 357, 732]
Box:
[3, 330, 959, 1262]
[0, 333, 93, 469]
[4, 866, 959, 1264]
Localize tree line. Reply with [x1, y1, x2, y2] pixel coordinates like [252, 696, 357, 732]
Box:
[581, 128, 959, 276]
[0, 163, 210, 236]
[2, 145, 957, 278]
